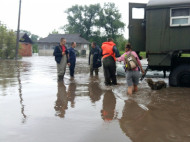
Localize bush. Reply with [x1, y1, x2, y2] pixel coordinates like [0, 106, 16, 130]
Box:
[0, 23, 17, 59]
[115, 35, 128, 53]
[140, 52, 146, 59]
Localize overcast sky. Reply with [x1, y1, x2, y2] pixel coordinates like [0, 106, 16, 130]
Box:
[0, 0, 148, 38]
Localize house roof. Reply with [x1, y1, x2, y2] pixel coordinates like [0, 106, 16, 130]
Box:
[38, 33, 90, 44]
[19, 33, 33, 44]
[147, 0, 190, 8]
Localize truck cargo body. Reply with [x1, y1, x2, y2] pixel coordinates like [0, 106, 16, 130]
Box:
[129, 0, 190, 87]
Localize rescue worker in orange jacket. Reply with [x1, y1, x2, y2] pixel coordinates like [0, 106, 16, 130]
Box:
[101, 38, 120, 86]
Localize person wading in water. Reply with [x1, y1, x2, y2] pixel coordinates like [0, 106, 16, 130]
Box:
[53, 38, 70, 82]
[101, 38, 120, 86]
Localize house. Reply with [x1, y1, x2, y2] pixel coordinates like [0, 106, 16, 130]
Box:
[19, 33, 33, 56]
[38, 34, 90, 56]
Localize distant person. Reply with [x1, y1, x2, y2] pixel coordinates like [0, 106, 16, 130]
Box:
[53, 38, 70, 82]
[89, 42, 102, 76]
[68, 42, 77, 78]
[117, 43, 144, 95]
[101, 38, 120, 86]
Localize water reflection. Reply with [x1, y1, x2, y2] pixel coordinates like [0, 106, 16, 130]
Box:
[0, 60, 28, 123]
[101, 90, 117, 122]
[67, 81, 76, 108]
[0, 60, 17, 92]
[1, 57, 190, 142]
[88, 78, 103, 103]
[17, 61, 27, 123]
[54, 82, 68, 118]
[119, 100, 147, 141]
[119, 92, 190, 142]
[0, 60, 31, 95]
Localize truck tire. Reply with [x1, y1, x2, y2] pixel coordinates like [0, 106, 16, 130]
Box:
[169, 64, 190, 87]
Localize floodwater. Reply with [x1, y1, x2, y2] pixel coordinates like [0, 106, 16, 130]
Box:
[0, 56, 190, 142]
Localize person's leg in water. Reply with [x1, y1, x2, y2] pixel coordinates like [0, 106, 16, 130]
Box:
[127, 86, 133, 96]
[57, 56, 67, 82]
[126, 71, 133, 95]
[132, 71, 140, 93]
[109, 58, 117, 85]
[69, 62, 75, 77]
[133, 85, 138, 92]
[90, 55, 94, 76]
[103, 57, 111, 85]
[95, 68, 99, 76]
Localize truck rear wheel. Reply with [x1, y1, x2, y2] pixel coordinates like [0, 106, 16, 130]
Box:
[169, 64, 190, 87]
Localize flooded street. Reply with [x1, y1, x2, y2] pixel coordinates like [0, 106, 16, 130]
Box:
[1, 56, 190, 142]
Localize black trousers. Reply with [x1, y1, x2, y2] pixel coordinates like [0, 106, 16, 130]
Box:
[69, 62, 75, 77]
[103, 56, 117, 85]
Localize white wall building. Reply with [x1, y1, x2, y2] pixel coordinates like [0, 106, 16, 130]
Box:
[38, 33, 90, 57]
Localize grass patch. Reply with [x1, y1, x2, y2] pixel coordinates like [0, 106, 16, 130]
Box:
[140, 52, 146, 58]
[119, 50, 125, 55]
[181, 54, 190, 57]
[119, 52, 189, 58]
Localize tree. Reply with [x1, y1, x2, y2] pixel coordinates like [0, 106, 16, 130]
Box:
[50, 29, 59, 34]
[30, 34, 39, 53]
[63, 4, 101, 40]
[63, 3, 125, 47]
[0, 23, 16, 59]
[97, 3, 125, 39]
[63, 5, 85, 35]
[115, 35, 128, 54]
[83, 4, 101, 39]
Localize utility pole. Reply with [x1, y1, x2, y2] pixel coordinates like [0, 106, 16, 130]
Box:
[15, 0, 22, 60]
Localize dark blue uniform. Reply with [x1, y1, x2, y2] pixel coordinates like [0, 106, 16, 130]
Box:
[68, 47, 76, 77]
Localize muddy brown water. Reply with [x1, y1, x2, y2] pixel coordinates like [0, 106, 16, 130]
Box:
[0, 56, 190, 142]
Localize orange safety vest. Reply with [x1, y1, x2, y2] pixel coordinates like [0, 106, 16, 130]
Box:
[101, 41, 116, 61]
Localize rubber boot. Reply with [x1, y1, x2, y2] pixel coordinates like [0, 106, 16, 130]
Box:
[58, 75, 63, 82]
[90, 70, 93, 76]
[95, 69, 98, 76]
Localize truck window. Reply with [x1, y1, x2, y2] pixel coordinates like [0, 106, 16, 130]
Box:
[170, 8, 190, 26]
[132, 8, 144, 19]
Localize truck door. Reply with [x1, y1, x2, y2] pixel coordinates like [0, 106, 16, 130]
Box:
[129, 3, 146, 52]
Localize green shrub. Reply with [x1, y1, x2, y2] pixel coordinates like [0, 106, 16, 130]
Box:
[0, 23, 17, 59]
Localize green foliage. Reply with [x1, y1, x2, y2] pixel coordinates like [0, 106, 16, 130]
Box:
[115, 35, 128, 52]
[62, 3, 125, 42]
[140, 52, 146, 59]
[97, 3, 125, 38]
[50, 29, 59, 34]
[30, 34, 39, 53]
[63, 4, 101, 40]
[0, 23, 16, 59]
[119, 50, 125, 55]
[88, 36, 107, 48]
[32, 44, 38, 53]
[181, 54, 190, 57]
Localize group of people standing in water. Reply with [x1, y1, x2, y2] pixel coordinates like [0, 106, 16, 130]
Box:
[53, 38, 144, 96]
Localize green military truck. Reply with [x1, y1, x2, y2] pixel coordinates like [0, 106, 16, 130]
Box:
[129, 0, 190, 87]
